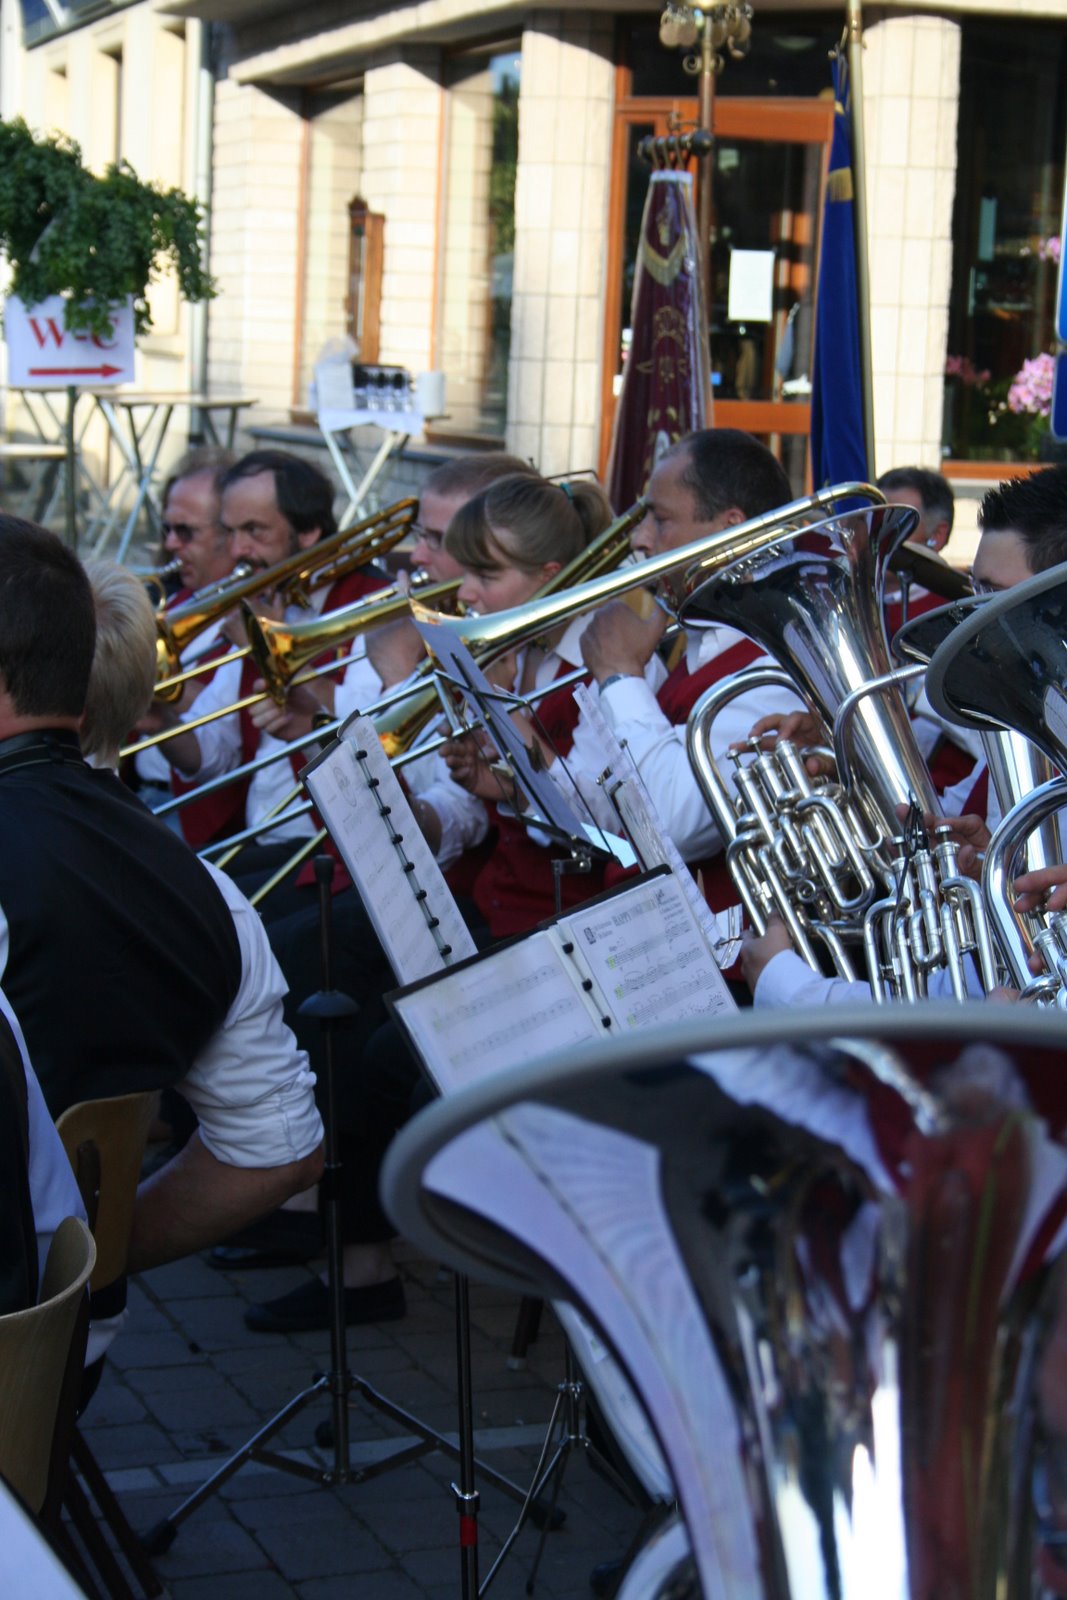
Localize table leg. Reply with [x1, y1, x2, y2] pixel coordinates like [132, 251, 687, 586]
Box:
[63, 385, 78, 550]
[116, 402, 172, 562]
[321, 428, 363, 525]
[348, 430, 408, 516]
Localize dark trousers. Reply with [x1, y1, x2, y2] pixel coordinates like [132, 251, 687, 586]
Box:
[267, 888, 490, 1243]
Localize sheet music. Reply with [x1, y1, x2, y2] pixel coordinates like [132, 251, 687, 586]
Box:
[572, 682, 742, 971]
[557, 871, 733, 1027]
[413, 617, 601, 853]
[302, 722, 476, 986]
[393, 933, 604, 1093]
[424, 1106, 757, 1596]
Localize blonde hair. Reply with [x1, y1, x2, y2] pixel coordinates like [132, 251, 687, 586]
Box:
[444, 474, 612, 577]
[81, 560, 158, 770]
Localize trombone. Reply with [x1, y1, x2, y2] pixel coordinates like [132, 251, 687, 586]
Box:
[153, 497, 650, 893]
[151, 497, 418, 700]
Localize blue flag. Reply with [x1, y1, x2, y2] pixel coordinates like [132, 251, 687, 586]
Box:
[810, 55, 869, 488]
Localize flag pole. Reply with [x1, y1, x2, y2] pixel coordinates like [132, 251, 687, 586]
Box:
[845, 0, 876, 478]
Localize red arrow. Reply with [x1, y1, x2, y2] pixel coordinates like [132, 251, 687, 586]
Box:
[27, 364, 123, 378]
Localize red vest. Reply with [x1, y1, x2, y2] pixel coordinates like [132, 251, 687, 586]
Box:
[605, 637, 764, 916]
[175, 567, 386, 852]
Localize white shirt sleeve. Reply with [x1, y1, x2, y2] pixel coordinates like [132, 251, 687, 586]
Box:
[335, 642, 385, 723]
[178, 656, 244, 782]
[753, 947, 874, 1009]
[0, 988, 87, 1276]
[178, 865, 324, 1167]
[595, 636, 803, 862]
[416, 752, 490, 870]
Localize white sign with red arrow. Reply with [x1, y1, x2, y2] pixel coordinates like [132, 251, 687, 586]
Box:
[5, 294, 135, 387]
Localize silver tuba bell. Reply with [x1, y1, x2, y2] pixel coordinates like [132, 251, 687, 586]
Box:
[678, 505, 999, 1000]
[383, 1005, 1067, 1600]
[925, 562, 1067, 1001]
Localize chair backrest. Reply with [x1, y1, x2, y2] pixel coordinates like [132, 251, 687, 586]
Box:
[56, 1090, 159, 1293]
[0, 1216, 95, 1513]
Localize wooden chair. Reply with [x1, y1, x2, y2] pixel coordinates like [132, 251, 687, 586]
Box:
[0, 1215, 95, 1518]
[56, 1091, 163, 1600]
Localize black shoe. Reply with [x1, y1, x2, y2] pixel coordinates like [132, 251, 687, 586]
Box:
[589, 1559, 625, 1598]
[209, 1210, 323, 1270]
[244, 1275, 406, 1333]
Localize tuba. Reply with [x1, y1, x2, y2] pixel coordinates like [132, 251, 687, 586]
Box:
[678, 505, 1000, 999]
[924, 562, 1067, 1001]
[383, 1004, 1067, 1600]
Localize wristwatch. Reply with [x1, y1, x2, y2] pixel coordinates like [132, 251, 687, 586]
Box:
[599, 672, 639, 694]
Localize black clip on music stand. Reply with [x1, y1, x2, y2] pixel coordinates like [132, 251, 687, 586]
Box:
[144, 857, 555, 1592]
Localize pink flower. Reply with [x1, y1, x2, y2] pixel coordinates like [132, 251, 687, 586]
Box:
[1038, 234, 1062, 264]
[945, 354, 991, 387]
[1007, 352, 1055, 417]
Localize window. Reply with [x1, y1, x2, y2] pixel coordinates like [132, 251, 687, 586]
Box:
[944, 21, 1066, 464]
[435, 42, 521, 440]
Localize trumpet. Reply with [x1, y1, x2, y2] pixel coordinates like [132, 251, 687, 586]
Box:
[151, 498, 417, 701]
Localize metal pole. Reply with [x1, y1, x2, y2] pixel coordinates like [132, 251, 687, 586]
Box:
[845, 0, 877, 479]
[697, 19, 717, 323]
[64, 384, 78, 550]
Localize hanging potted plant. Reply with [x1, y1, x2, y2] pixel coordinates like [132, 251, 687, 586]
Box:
[0, 116, 215, 336]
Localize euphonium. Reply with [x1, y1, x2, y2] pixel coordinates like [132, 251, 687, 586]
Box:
[151, 497, 417, 700]
[679, 505, 1000, 999]
[925, 561, 1067, 1002]
[382, 1004, 1067, 1600]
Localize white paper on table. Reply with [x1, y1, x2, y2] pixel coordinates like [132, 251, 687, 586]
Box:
[727, 248, 775, 323]
[303, 721, 476, 986]
[314, 358, 355, 413]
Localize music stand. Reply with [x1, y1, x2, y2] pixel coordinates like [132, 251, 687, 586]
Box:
[144, 858, 548, 1596]
[382, 1004, 1067, 1598]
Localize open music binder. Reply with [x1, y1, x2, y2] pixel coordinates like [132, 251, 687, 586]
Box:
[386, 865, 734, 1097]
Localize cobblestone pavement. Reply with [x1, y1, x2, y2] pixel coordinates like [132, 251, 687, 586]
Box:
[80, 1241, 646, 1599]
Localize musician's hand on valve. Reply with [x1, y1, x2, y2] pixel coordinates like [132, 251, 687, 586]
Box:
[744, 710, 829, 777]
[740, 915, 793, 993]
[904, 807, 991, 879]
[581, 600, 668, 682]
[1012, 864, 1067, 916]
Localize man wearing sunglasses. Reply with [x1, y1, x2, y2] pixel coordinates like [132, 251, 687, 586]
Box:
[160, 447, 238, 598]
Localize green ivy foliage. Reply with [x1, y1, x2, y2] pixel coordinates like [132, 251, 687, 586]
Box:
[0, 117, 215, 337]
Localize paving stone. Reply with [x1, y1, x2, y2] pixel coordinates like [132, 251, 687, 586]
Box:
[255, 1511, 392, 1580]
[108, 1330, 207, 1370]
[83, 1421, 184, 1468]
[166, 1573, 298, 1600]
[142, 1380, 261, 1432]
[297, 1573, 422, 1600]
[140, 1254, 237, 1301]
[152, 1516, 271, 1579]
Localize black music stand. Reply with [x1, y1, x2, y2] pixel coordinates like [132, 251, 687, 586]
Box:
[144, 858, 547, 1596]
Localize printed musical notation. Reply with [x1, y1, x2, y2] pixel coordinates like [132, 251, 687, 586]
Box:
[557, 875, 733, 1029]
[303, 720, 476, 987]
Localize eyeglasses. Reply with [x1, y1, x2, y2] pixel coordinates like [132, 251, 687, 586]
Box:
[161, 521, 212, 545]
[411, 521, 445, 551]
